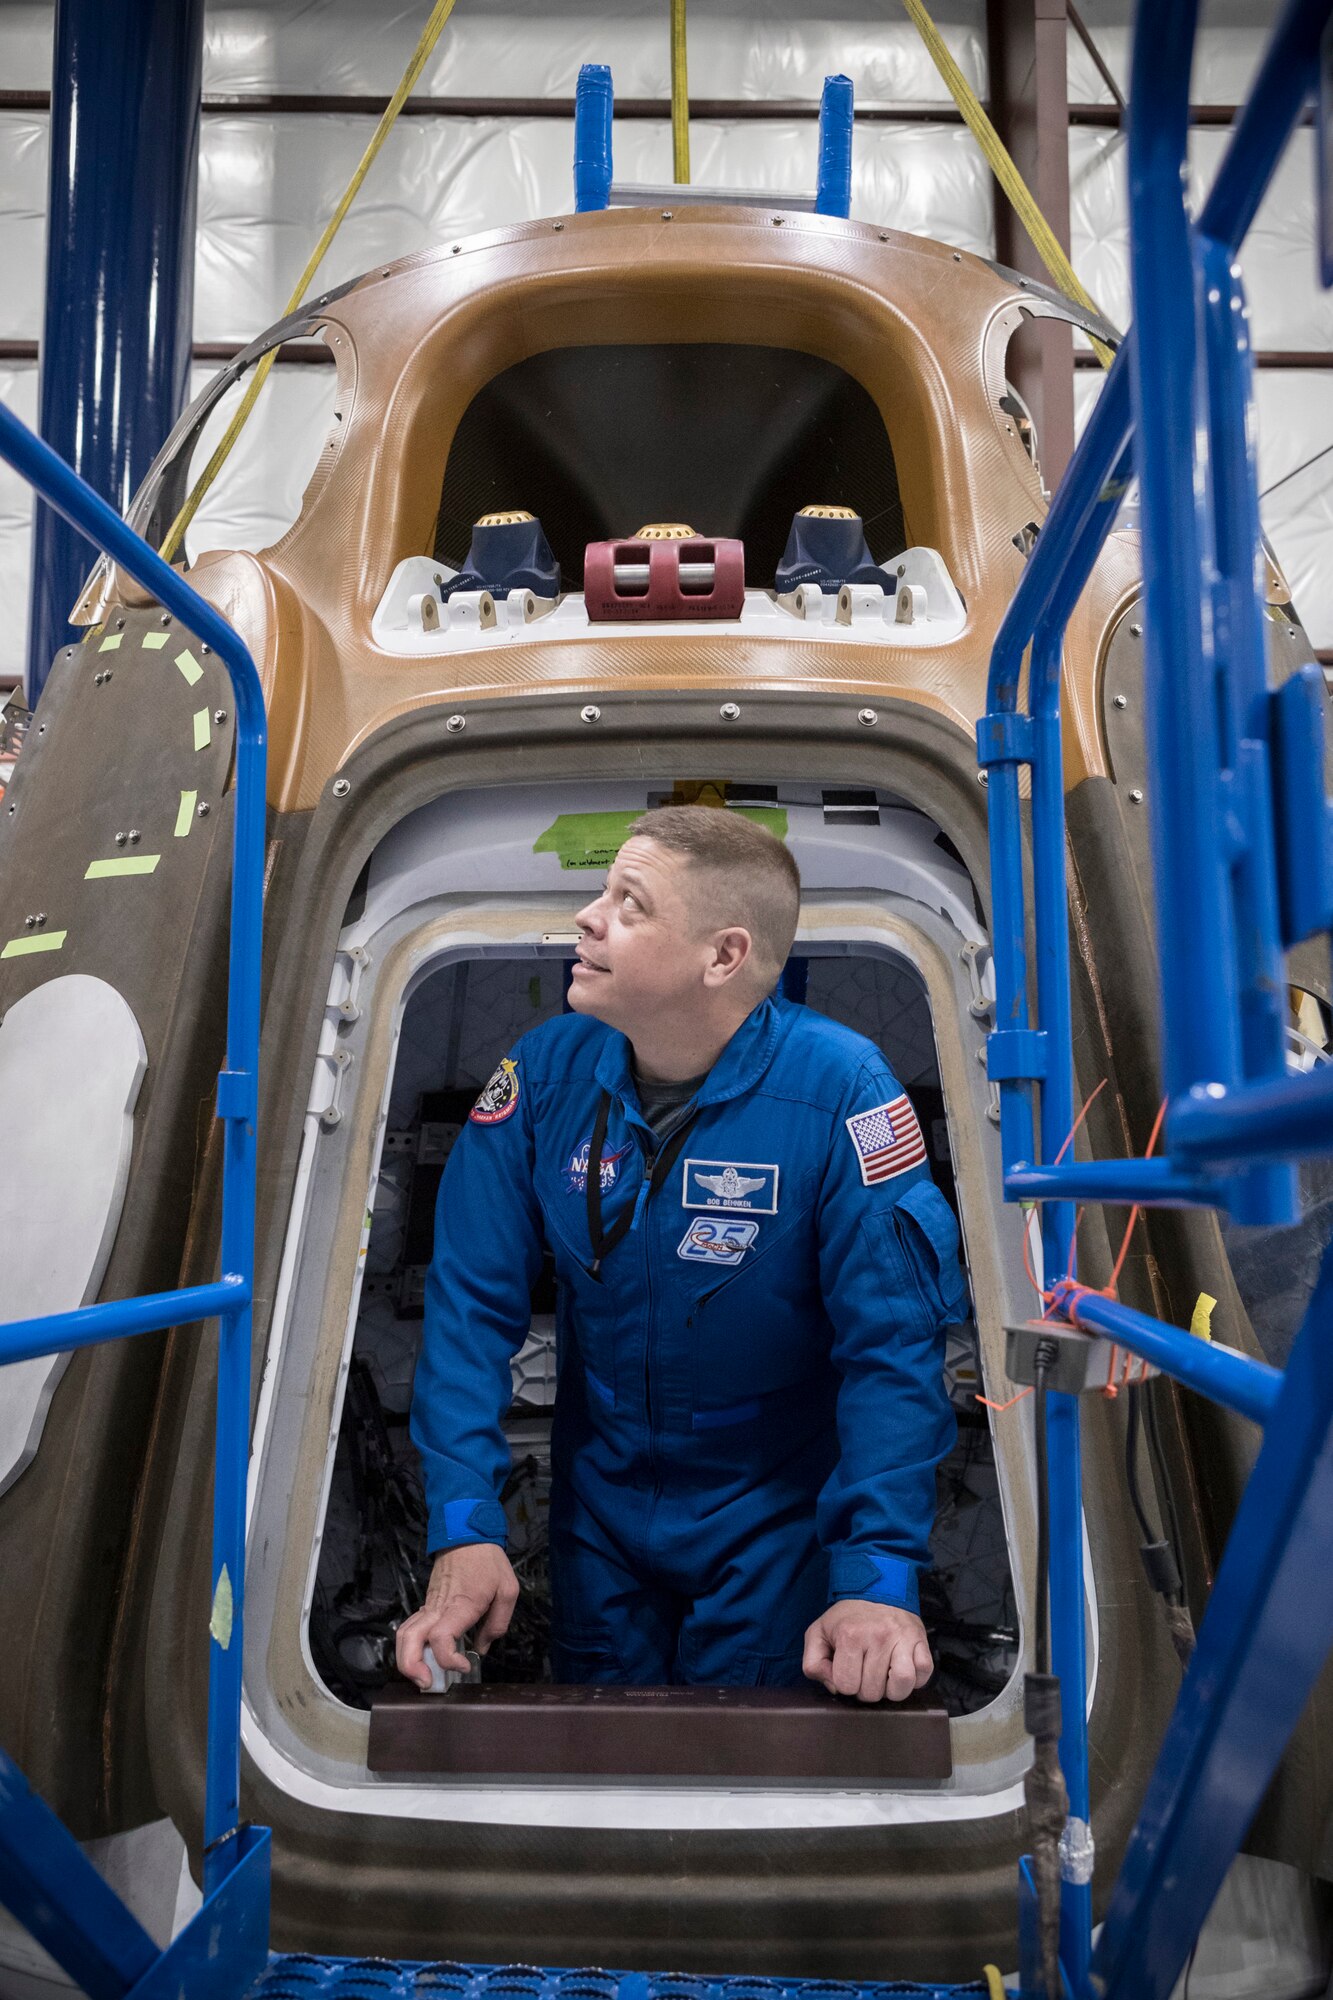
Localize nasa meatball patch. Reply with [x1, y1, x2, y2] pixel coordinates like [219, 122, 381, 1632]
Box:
[681, 1159, 780, 1214]
[469, 1056, 520, 1125]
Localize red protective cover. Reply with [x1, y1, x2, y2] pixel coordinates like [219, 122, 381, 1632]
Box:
[583, 536, 746, 621]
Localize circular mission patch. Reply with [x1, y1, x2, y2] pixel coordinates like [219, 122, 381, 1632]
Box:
[469, 1056, 520, 1125]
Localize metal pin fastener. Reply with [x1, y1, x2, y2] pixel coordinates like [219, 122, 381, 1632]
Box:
[1113, 694, 1128, 709]
[581, 706, 601, 724]
[128, 830, 141, 844]
[214, 709, 227, 724]
[720, 702, 741, 721]
[858, 708, 878, 726]
[1129, 788, 1144, 803]
[446, 714, 466, 733]
[332, 777, 351, 797]
[114, 831, 127, 846]
[1129, 623, 1142, 638]
[197, 801, 211, 817]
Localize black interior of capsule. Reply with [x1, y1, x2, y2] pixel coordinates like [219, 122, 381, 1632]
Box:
[432, 345, 906, 585]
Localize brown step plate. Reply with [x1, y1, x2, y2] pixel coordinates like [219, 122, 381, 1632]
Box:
[368, 1682, 952, 1781]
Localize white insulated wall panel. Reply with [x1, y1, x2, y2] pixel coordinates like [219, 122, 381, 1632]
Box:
[1070, 127, 1332, 351]
[199, 1, 987, 105]
[0, 363, 38, 684]
[2, 112, 994, 346]
[1075, 366, 1333, 649]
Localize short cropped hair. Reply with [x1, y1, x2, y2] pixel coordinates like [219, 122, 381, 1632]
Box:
[626, 805, 801, 987]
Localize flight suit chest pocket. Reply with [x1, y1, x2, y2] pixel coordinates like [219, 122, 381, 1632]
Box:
[871, 1178, 969, 1334]
[684, 1194, 818, 1408]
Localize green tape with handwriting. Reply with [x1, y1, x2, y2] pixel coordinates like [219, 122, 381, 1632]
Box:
[534, 806, 787, 871]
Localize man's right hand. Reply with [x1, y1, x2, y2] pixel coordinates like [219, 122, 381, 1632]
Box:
[395, 1543, 520, 1689]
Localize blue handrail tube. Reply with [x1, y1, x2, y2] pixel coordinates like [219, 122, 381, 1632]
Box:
[1048, 1281, 1282, 1427]
[0, 394, 267, 1893]
[574, 64, 614, 212]
[814, 74, 854, 218]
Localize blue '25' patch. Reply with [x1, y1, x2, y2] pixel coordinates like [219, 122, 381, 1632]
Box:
[677, 1217, 759, 1265]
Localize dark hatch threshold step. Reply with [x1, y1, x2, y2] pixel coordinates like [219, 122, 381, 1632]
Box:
[248, 1960, 989, 1998]
[367, 1682, 952, 1781]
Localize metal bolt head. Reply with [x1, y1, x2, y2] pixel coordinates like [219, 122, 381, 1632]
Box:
[23, 915, 34, 929]
[858, 708, 878, 726]
[953, 250, 962, 262]
[114, 831, 127, 846]
[332, 777, 351, 797]
[553, 221, 564, 231]
[128, 829, 141, 844]
[35, 913, 45, 927]
[1128, 787, 1144, 803]
[160, 613, 171, 626]
[452, 244, 461, 254]
[661, 210, 673, 221]
[1112, 693, 1128, 709]
[197, 801, 211, 817]
[978, 769, 989, 785]
[214, 708, 227, 724]
[37, 723, 45, 733]
[719, 702, 741, 721]
[115, 617, 125, 630]
[1129, 623, 1142, 638]
[580, 705, 601, 724]
[446, 714, 466, 733]
[201, 644, 212, 655]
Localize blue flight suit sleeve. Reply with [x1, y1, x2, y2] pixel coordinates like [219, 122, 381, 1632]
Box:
[815, 1055, 966, 1614]
[409, 1051, 545, 1557]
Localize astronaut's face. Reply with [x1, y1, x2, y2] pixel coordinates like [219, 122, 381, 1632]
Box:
[569, 837, 739, 1034]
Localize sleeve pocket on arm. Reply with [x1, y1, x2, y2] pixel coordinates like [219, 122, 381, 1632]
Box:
[876, 1179, 970, 1331]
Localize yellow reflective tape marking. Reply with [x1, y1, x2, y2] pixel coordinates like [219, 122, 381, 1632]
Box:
[175, 790, 198, 837]
[98, 633, 122, 653]
[1190, 1292, 1217, 1340]
[176, 648, 203, 686]
[210, 1565, 234, 1648]
[141, 630, 170, 651]
[85, 855, 161, 879]
[1, 930, 66, 959]
[193, 707, 212, 751]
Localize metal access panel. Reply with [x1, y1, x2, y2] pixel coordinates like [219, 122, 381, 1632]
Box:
[368, 1683, 951, 1781]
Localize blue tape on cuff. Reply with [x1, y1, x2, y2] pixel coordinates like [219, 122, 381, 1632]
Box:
[829, 1551, 920, 1612]
[433, 1497, 508, 1551]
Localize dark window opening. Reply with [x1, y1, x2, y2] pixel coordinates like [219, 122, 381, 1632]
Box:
[309, 951, 1016, 1719]
[432, 345, 905, 587]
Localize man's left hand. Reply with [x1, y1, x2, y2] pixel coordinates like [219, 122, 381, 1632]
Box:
[802, 1600, 933, 1702]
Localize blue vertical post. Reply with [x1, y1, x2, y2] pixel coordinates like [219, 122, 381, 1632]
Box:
[574, 64, 615, 213]
[815, 74, 855, 217]
[26, 0, 203, 704]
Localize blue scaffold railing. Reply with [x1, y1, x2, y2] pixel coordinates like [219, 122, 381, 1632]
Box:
[977, 0, 1333, 1994]
[0, 403, 272, 1994]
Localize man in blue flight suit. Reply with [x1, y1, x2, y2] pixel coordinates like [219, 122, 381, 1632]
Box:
[396, 806, 967, 1701]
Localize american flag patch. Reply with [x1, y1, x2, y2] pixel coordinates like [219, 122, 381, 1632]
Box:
[845, 1094, 927, 1186]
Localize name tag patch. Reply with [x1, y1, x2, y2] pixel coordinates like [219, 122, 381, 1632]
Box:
[678, 1217, 760, 1265]
[682, 1159, 780, 1214]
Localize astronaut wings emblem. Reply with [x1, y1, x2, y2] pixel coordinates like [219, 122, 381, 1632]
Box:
[682, 1158, 780, 1214]
[697, 1168, 764, 1202]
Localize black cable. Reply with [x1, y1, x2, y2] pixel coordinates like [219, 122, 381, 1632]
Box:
[1033, 1362, 1051, 1676]
[1183, 1942, 1197, 1998]
[1143, 1379, 1188, 1598]
[1259, 438, 1333, 501]
[1124, 1383, 1156, 1544]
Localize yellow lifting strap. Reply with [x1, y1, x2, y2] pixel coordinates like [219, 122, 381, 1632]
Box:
[158, 0, 462, 565]
[670, 0, 691, 183]
[898, 0, 1116, 369]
